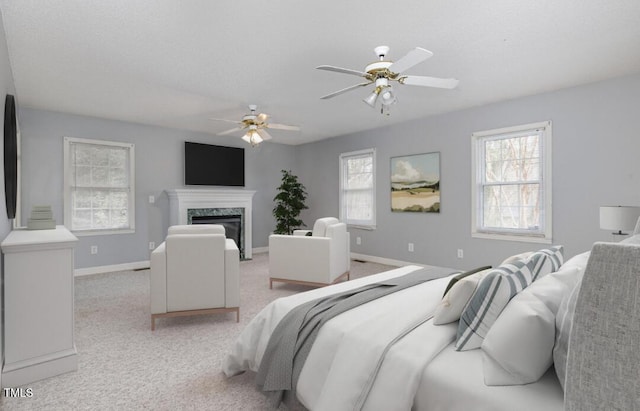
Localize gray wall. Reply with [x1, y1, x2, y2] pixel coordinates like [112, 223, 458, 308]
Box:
[15, 72, 640, 271]
[295, 73, 640, 270]
[0, 6, 17, 389]
[19, 108, 296, 268]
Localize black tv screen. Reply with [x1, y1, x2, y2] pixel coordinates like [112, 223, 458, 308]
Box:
[184, 142, 245, 186]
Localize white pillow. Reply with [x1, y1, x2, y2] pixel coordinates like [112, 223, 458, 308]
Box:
[552, 251, 590, 391]
[433, 269, 492, 325]
[558, 250, 590, 274]
[482, 267, 579, 385]
[620, 233, 640, 245]
[482, 290, 556, 385]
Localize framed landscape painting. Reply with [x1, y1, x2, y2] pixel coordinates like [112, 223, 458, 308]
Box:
[391, 152, 440, 213]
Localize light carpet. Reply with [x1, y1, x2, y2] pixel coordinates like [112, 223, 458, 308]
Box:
[0, 253, 395, 410]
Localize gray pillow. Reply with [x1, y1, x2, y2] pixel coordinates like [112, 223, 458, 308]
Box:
[455, 258, 536, 351]
[527, 245, 564, 281]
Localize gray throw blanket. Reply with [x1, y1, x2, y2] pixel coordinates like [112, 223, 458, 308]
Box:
[255, 266, 458, 407]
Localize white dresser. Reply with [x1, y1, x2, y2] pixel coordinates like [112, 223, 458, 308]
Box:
[1, 226, 78, 387]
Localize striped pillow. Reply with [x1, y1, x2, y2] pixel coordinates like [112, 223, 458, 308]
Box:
[527, 245, 564, 280]
[455, 258, 538, 351]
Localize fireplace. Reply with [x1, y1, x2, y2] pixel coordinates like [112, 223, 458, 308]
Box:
[190, 212, 244, 259]
[192, 214, 242, 254]
[166, 188, 256, 259]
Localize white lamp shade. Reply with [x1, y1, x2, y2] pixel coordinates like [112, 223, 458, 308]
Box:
[599, 206, 640, 233]
[363, 91, 379, 107]
[380, 87, 397, 105]
[242, 130, 263, 146]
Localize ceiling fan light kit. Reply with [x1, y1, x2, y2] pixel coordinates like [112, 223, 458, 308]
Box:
[241, 125, 263, 146]
[211, 105, 300, 146]
[317, 45, 459, 114]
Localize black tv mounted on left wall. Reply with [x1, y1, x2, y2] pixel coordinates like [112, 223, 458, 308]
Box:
[184, 141, 245, 187]
[4, 94, 17, 219]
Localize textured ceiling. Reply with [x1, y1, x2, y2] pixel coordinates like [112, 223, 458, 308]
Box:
[1, 1, 639, 145]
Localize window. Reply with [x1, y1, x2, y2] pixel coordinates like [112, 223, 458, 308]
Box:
[64, 137, 135, 235]
[339, 148, 376, 228]
[471, 121, 552, 242]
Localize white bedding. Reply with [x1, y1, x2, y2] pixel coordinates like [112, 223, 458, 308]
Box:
[415, 342, 564, 411]
[296, 275, 456, 410]
[223, 264, 460, 410]
[223, 264, 428, 376]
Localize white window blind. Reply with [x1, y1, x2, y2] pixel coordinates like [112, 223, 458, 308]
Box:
[64, 137, 135, 235]
[472, 121, 552, 242]
[339, 148, 376, 228]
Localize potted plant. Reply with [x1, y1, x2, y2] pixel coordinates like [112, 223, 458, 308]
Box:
[273, 170, 308, 234]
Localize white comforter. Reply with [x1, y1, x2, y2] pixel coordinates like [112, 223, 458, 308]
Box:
[223, 265, 459, 410]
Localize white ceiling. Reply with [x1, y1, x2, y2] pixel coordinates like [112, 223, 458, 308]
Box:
[1, 1, 639, 145]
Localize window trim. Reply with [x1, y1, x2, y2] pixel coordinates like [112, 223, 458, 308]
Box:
[63, 137, 135, 236]
[339, 148, 376, 229]
[471, 121, 552, 243]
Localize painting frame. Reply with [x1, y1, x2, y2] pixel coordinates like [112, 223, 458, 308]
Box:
[390, 152, 440, 213]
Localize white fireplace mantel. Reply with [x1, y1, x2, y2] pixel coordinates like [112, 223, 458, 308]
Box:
[166, 188, 256, 258]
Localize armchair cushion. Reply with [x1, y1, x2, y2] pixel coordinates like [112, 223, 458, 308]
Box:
[293, 229, 312, 236]
[312, 217, 340, 237]
[168, 224, 225, 235]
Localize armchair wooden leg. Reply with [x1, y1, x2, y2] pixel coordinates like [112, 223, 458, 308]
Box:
[269, 278, 273, 289]
[151, 308, 239, 331]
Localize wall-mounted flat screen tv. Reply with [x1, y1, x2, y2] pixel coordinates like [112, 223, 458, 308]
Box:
[184, 142, 245, 186]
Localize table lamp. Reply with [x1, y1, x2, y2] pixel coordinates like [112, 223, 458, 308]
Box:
[599, 205, 640, 238]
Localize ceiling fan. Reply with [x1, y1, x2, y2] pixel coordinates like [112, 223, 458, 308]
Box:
[317, 46, 459, 114]
[211, 105, 300, 146]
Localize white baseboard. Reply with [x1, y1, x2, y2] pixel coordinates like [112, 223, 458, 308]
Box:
[350, 252, 423, 268]
[73, 252, 411, 276]
[2, 347, 77, 388]
[251, 249, 417, 267]
[74, 260, 150, 277]
[252, 246, 268, 255]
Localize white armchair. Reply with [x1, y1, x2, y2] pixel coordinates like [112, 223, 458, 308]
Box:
[268, 217, 350, 289]
[150, 224, 240, 330]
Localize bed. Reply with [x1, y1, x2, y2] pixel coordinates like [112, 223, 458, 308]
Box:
[224, 235, 640, 410]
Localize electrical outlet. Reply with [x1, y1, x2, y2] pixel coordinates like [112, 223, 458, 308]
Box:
[149, 241, 155, 250]
[457, 249, 464, 258]
[148, 195, 155, 204]
[356, 236, 361, 245]
[91, 245, 98, 255]
[408, 243, 414, 252]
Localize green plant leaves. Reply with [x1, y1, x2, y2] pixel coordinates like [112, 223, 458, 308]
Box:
[273, 169, 308, 234]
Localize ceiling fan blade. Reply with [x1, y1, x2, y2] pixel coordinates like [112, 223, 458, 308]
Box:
[388, 47, 433, 74]
[217, 126, 244, 136]
[401, 75, 459, 89]
[320, 82, 372, 99]
[209, 117, 242, 124]
[316, 65, 368, 78]
[257, 113, 269, 123]
[256, 129, 273, 141]
[268, 123, 300, 131]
